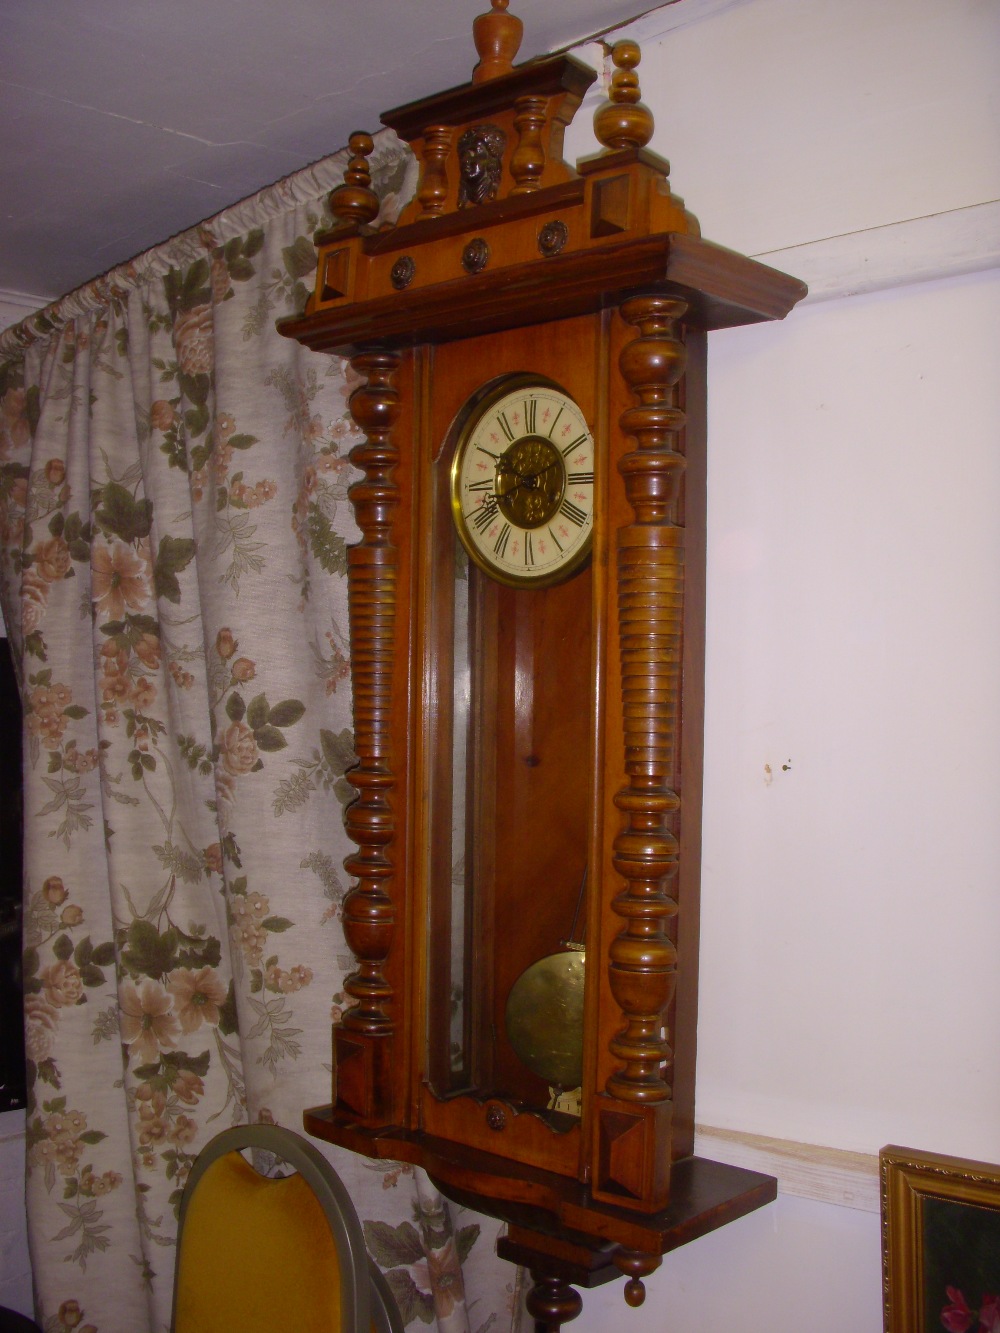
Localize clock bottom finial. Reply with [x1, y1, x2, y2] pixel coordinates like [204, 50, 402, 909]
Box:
[526, 1272, 584, 1332]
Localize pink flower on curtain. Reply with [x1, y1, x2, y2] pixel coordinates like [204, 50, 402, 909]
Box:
[40, 959, 85, 1007]
[119, 977, 180, 1063]
[167, 966, 227, 1033]
[172, 304, 214, 377]
[91, 536, 151, 620]
[33, 535, 72, 583]
[21, 568, 50, 632]
[219, 720, 259, 775]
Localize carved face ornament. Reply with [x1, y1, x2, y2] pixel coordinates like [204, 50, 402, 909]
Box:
[458, 124, 506, 207]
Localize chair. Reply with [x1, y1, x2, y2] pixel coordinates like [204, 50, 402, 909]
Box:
[171, 1124, 402, 1333]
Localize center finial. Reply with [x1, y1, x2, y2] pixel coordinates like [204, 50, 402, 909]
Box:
[472, 0, 523, 83]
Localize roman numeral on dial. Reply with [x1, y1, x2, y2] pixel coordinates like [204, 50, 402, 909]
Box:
[559, 498, 588, 527]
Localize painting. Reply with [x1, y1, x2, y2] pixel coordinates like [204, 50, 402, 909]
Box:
[881, 1145, 1000, 1332]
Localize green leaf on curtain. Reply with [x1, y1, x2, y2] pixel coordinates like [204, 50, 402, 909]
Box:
[178, 370, 210, 407]
[363, 1220, 425, 1268]
[228, 433, 258, 450]
[216, 980, 239, 1035]
[190, 439, 214, 473]
[383, 1268, 435, 1325]
[225, 692, 246, 723]
[153, 535, 197, 605]
[164, 261, 211, 315]
[267, 699, 305, 728]
[127, 613, 160, 638]
[175, 936, 221, 972]
[49, 511, 65, 537]
[25, 630, 46, 661]
[282, 236, 317, 281]
[162, 1049, 211, 1078]
[153, 840, 204, 883]
[254, 724, 287, 753]
[63, 705, 88, 720]
[122, 920, 180, 979]
[79, 1130, 107, 1145]
[53, 933, 74, 962]
[246, 693, 270, 731]
[320, 728, 356, 775]
[95, 482, 154, 544]
[259, 916, 292, 933]
[36, 1058, 61, 1089]
[183, 402, 209, 436]
[91, 942, 116, 967]
[455, 1222, 481, 1264]
[306, 508, 348, 575]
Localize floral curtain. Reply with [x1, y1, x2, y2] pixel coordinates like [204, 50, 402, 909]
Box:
[0, 139, 515, 1333]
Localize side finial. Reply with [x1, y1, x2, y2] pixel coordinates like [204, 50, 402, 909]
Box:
[328, 132, 379, 231]
[472, 0, 523, 84]
[594, 40, 654, 152]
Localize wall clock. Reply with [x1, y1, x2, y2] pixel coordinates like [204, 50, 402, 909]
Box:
[280, 3, 806, 1327]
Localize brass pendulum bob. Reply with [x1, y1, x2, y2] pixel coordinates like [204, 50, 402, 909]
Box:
[504, 867, 587, 1101]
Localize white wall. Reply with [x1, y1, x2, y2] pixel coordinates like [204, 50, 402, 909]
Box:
[700, 269, 1000, 1160]
[0, 293, 45, 335]
[564, 0, 1000, 1328]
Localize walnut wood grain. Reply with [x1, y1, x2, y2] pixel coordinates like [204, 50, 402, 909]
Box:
[304, 1103, 777, 1256]
[337, 350, 402, 1124]
[381, 53, 595, 144]
[591, 295, 689, 1214]
[278, 232, 807, 358]
[511, 94, 548, 194]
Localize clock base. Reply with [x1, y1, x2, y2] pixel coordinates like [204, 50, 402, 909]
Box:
[303, 1104, 777, 1323]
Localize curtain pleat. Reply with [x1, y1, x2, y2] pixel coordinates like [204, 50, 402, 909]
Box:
[0, 138, 511, 1333]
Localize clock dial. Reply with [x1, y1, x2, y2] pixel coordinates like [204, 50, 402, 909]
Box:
[452, 378, 595, 587]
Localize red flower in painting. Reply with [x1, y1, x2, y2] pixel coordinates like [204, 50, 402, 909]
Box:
[979, 1294, 1000, 1332]
[942, 1288, 976, 1333]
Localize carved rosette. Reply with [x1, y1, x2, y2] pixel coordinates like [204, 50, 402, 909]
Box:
[338, 351, 401, 1117]
[593, 295, 688, 1215]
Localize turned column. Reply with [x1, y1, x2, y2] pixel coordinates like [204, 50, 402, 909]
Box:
[591, 295, 688, 1241]
[335, 350, 401, 1124]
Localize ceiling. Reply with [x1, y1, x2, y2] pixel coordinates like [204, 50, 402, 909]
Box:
[2, 0, 664, 305]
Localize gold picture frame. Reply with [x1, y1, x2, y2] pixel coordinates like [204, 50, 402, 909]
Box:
[881, 1144, 1000, 1332]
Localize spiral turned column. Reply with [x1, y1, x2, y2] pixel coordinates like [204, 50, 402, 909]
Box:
[592, 295, 688, 1233]
[336, 350, 401, 1124]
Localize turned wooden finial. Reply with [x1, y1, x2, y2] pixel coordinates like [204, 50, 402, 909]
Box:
[594, 40, 654, 151]
[328, 131, 380, 231]
[472, 0, 523, 83]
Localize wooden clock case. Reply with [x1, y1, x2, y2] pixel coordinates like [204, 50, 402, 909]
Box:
[280, 5, 806, 1326]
